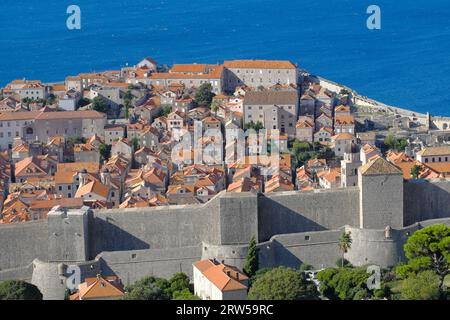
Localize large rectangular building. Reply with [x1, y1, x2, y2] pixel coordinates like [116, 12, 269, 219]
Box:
[243, 90, 299, 137]
[146, 64, 224, 94]
[224, 60, 298, 91]
[2, 80, 48, 101]
[0, 110, 106, 149]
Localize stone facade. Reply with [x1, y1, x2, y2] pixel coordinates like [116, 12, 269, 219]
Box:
[243, 90, 299, 137]
[0, 111, 106, 149]
[223, 60, 298, 91]
[1, 173, 450, 299]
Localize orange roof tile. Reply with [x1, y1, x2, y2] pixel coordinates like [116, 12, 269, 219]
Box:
[224, 60, 296, 69]
[193, 259, 248, 292]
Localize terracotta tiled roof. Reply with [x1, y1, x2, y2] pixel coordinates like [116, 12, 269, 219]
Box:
[151, 65, 223, 79]
[335, 105, 351, 112]
[296, 118, 314, 129]
[57, 162, 99, 173]
[335, 115, 355, 125]
[244, 90, 298, 105]
[171, 64, 209, 73]
[424, 162, 450, 175]
[265, 175, 294, 193]
[361, 144, 380, 155]
[224, 60, 296, 69]
[332, 133, 355, 141]
[416, 146, 450, 157]
[318, 167, 341, 184]
[71, 275, 124, 300]
[386, 151, 414, 164]
[30, 197, 83, 210]
[75, 180, 109, 198]
[307, 158, 327, 168]
[14, 157, 48, 177]
[193, 259, 248, 292]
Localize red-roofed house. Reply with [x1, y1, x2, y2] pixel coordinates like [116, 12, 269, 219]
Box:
[193, 259, 248, 300]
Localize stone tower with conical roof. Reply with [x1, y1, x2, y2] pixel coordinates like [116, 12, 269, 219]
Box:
[358, 157, 404, 229]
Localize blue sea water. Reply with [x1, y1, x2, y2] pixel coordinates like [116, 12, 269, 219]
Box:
[1, 0, 450, 115]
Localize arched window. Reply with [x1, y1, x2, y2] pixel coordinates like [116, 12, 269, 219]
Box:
[26, 127, 33, 135]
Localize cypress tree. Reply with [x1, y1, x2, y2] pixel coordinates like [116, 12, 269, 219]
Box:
[244, 237, 259, 277]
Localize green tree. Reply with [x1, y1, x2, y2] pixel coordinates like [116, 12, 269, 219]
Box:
[250, 268, 271, 285]
[172, 288, 200, 300]
[395, 224, 450, 291]
[339, 231, 352, 268]
[317, 267, 371, 300]
[335, 258, 352, 268]
[98, 143, 112, 162]
[122, 282, 165, 300]
[291, 139, 313, 167]
[168, 272, 190, 298]
[122, 276, 170, 300]
[400, 270, 441, 300]
[410, 164, 421, 179]
[78, 97, 91, 109]
[123, 90, 133, 102]
[383, 133, 408, 152]
[299, 263, 313, 272]
[47, 94, 57, 105]
[161, 105, 172, 116]
[0, 280, 43, 300]
[64, 288, 71, 300]
[292, 140, 311, 154]
[210, 100, 221, 115]
[131, 137, 140, 150]
[66, 136, 86, 150]
[245, 121, 264, 131]
[244, 237, 259, 278]
[194, 83, 215, 107]
[248, 267, 318, 300]
[92, 96, 108, 113]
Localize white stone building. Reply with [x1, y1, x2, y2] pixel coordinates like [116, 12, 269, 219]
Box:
[193, 259, 248, 300]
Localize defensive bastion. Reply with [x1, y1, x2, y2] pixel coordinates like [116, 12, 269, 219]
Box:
[1, 159, 450, 299]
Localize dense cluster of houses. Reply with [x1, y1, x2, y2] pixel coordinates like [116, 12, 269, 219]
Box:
[0, 57, 449, 224]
